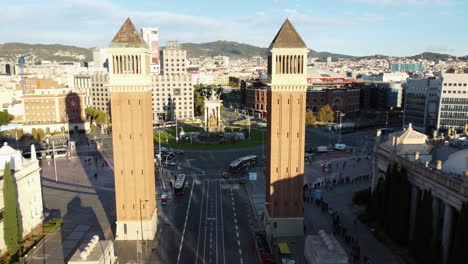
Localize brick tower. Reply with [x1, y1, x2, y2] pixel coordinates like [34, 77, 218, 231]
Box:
[265, 19, 309, 237]
[109, 18, 157, 240]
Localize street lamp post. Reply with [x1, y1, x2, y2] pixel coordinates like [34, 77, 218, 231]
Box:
[52, 141, 58, 182]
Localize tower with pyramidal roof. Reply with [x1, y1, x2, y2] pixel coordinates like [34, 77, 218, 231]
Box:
[264, 19, 309, 237]
[108, 18, 157, 240]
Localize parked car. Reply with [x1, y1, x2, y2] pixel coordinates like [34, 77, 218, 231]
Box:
[164, 161, 177, 167]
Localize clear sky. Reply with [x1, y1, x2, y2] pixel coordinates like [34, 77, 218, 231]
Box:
[1, 0, 467, 56]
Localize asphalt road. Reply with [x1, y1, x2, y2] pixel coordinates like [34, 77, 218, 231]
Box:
[151, 178, 257, 264]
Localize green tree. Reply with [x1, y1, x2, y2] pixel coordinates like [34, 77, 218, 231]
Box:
[449, 202, 468, 263]
[3, 163, 22, 255]
[84, 107, 96, 120]
[194, 89, 205, 116]
[32, 128, 45, 141]
[94, 110, 109, 125]
[220, 105, 225, 116]
[410, 189, 434, 264]
[317, 105, 335, 124]
[305, 109, 316, 125]
[0, 111, 14, 126]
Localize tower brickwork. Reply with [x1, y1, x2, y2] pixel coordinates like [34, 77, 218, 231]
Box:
[265, 19, 309, 237]
[109, 18, 157, 240]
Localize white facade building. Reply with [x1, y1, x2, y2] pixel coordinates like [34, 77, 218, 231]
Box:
[92, 48, 108, 69]
[74, 73, 110, 113]
[0, 143, 43, 253]
[437, 73, 468, 130]
[152, 42, 194, 122]
[141, 28, 161, 74]
[382, 72, 408, 82]
[403, 73, 468, 133]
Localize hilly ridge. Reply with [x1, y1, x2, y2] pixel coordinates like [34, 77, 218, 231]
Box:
[0, 41, 462, 62]
[0, 42, 93, 62]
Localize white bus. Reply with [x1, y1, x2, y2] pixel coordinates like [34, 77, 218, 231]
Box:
[229, 155, 258, 173]
[174, 174, 186, 195]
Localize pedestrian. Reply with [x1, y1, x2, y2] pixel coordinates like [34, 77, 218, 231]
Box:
[94, 173, 98, 179]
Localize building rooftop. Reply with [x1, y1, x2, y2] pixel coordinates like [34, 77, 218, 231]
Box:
[269, 19, 307, 49]
[110, 18, 148, 49]
[381, 123, 433, 155]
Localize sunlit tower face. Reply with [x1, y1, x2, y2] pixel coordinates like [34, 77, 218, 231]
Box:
[108, 18, 157, 240]
[265, 19, 309, 237]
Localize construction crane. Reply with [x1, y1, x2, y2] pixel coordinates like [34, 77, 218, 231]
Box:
[18, 53, 31, 94]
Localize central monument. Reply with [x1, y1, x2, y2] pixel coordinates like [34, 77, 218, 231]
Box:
[109, 18, 157, 240]
[264, 19, 308, 237]
[202, 86, 224, 133]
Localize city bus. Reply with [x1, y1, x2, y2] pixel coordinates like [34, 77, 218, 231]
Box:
[174, 174, 186, 196]
[228, 155, 258, 173]
[44, 148, 69, 159]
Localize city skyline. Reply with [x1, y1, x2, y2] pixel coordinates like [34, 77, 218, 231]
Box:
[1, 0, 467, 57]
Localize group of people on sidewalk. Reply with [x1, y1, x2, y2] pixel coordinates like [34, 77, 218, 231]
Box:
[304, 190, 375, 264]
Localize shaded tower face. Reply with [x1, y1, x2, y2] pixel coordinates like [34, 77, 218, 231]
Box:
[265, 19, 308, 230]
[108, 18, 157, 240]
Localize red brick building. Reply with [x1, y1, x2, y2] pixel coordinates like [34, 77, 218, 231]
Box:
[244, 67, 361, 115]
[245, 86, 360, 115]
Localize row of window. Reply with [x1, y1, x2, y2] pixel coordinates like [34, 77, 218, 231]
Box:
[440, 119, 468, 126]
[443, 90, 467, 94]
[441, 105, 468, 112]
[154, 83, 191, 87]
[444, 83, 467, 87]
[165, 59, 185, 62]
[440, 112, 468, 119]
[442, 98, 468, 104]
[155, 106, 193, 111]
[152, 96, 192, 101]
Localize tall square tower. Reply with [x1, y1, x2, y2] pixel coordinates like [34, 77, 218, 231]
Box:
[265, 19, 309, 237]
[108, 18, 157, 240]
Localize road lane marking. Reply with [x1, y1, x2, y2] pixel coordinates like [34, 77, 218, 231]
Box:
[220, 180, 226, 264]
[202, 181, 210, 264]
[215, 181, 218, 264]
[239, 249, 242, 255]
[176, 180, 195, 264]
[236, 231, 239, 238]
[195, 180, 206, 264]
[237, 240, 240, 246]
[235, 218, 237, 224]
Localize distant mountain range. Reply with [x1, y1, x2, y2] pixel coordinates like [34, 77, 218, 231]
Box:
[0, 41, 465, 63]
[0, 43, 93, 62]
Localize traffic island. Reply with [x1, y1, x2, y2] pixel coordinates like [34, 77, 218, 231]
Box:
[154, 128, 265, 150]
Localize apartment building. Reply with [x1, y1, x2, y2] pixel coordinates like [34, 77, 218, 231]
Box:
[74, 73, 110, 113]
[403, 73, 468, 133]
[403, 77, 441, 133]
[152, 42, 194, 122]
[23, 87, 85, 124]
[437, 73, 468, 130]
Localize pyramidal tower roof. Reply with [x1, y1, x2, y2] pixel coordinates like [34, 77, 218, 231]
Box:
[269, 19, 307, 49]
[110, 18, 148, 49]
